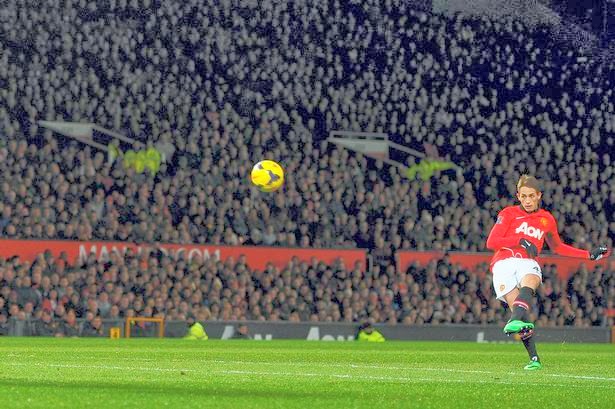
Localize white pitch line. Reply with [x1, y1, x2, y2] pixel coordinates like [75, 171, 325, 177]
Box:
[548, 374, 615, 381]
[9, 357, 615, 382]
[218, 369, 609, 389]
[206, 359, 615, 382]
[222, 369, 485, 383]
[4, 362, 614, 389]
[8, 362, 195, 373]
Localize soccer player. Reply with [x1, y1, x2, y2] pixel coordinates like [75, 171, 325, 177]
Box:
[486, 175, 609, 370]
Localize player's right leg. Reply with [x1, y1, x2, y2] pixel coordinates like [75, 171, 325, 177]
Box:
[502, 291, 534, 334]
[492, 259, 534, 334]
[503, 259, 541, 334]
[493, 258, 542, 370]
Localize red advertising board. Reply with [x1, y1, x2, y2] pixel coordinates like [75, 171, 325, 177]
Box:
[0, 239, 367, 271]
[1, 239, 610, 280]
[396, 251, 613, 281]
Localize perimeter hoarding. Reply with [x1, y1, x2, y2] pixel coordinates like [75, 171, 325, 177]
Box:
[0, 239, 367, 271]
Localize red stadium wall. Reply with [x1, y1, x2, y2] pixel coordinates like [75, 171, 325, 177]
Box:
[0, 239, 367, 271]
[1, 239, 611, 281]
[396, 251, 614, 281]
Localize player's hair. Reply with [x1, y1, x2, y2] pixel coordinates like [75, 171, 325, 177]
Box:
[517, 175, 542, 192]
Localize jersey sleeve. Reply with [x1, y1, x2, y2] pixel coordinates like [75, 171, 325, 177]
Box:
[544, 214, 590, 259]
[486, 209, 520, 250]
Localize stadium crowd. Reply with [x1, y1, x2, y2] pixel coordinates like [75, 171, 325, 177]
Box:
[0, 1, 613, 251]
[0, 0, 614, 332]
[0, 250, 611, 336]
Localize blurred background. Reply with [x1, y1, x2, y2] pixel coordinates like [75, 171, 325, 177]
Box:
[0, 0, 613, 339]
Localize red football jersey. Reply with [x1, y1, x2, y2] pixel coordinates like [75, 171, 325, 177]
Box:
[486, 205, 589, 266]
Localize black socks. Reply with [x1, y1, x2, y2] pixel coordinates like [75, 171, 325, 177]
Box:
[510, 287, 539, 361]
[510, 286, 534, 322]
[522, 333, 540, 362]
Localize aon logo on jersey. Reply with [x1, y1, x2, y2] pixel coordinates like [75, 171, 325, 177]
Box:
[515, 222, 544, 240]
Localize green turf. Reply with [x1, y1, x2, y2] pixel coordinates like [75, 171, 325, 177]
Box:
[0, 338, 613, 408]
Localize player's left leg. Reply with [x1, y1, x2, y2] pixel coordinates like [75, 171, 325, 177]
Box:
[506, 272, 542, 369]
[503, 288, 542, 370]
[520, 328, 542, 370]
[517, 274, 542, 369]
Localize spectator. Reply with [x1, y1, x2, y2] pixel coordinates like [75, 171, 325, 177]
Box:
[184, 317, 208, 340]
[0, 314, 9, 336]
[356, 321, 386, 342]
[231, 324, 252, 340]
[32, 310, 59, 337]
[59, 310, 81, 338]
[81, 316, 105, 337]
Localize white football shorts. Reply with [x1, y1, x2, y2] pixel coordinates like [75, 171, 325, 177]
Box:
[492, 257, 542, 301]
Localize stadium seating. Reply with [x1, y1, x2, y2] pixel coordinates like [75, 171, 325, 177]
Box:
[1, 1, 613, 250]
[0, 251, 611, 336]
[0, 1, 613, 330]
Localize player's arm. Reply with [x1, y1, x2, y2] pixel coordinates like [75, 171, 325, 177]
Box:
[485, 211, 519, 250]
[545, 217, 608, 260]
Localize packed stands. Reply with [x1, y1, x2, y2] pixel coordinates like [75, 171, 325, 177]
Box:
[0, 1, 613, 332]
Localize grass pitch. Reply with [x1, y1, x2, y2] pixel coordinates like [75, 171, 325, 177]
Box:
[0, 338, 613, 408]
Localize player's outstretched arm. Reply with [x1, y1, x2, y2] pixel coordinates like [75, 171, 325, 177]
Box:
[546, 228, 609, 260]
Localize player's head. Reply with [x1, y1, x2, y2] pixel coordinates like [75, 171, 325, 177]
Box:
[359, 321, 374, 333]
[516, 175, 542, 212]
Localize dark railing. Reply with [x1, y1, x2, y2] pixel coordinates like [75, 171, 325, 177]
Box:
[1, 319, 611, 343]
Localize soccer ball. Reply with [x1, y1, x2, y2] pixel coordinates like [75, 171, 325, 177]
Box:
[250, 160, 284, 192]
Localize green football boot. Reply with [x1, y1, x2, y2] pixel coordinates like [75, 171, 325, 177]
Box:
[524, 360, 543, 371]
[503, 320, 534, 334]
